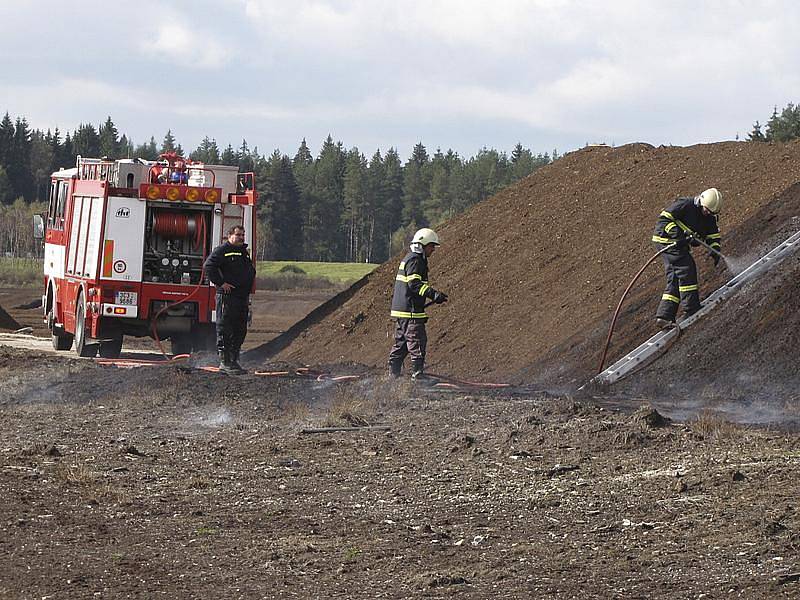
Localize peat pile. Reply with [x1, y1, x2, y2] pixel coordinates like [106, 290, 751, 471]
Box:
[275, 141, 800, 391]
[614, 184, 800, 418]
[0, 302, 20, 331]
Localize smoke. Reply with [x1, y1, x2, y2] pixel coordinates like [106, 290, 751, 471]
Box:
[190, 407, 232, 427]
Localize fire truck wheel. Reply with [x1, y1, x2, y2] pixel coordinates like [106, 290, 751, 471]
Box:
[52, 331, 74, 351]
[99, 337, 123, 359]
[75, 295, 99, 358]
[48, 309, 74, 351]
[170, 335, 193, 356]
[192, 324, 217, 352]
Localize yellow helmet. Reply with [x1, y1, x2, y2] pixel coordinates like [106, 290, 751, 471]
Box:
[698, 188, 722, 214]
[412, 228, 440, 246]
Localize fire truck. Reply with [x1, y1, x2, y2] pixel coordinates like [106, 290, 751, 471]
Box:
[39, 153, 257, 358]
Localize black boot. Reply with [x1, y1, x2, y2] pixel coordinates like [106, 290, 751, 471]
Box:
[218, 350, 235, 374]
[410, 359, 427, 381]
[230, 348, 247, 374]
[388, 360, 402, 378]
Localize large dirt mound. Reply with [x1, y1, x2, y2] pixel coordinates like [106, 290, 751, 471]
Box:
[276, 141, 800, 389]
[0, 302, 21, 331]
[613, 183, 800, 418]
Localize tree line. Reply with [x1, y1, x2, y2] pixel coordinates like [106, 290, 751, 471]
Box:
[0, 112, 554, 262]
[748, 102, 800, 142]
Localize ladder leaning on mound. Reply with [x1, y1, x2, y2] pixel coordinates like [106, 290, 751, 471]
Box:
[584, 227, 800, 389]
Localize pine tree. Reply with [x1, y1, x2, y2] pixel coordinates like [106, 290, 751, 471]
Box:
[98, 116, 120, 158]
[61, 131, 74, 166]
[160, 130, 177, 154]
[133, 137, 158, 160]
[308, 135, 345, 260]
[364, 149, 386, 262]
[190, 136, 221, 163]
[0, 166, 13, 204]
[383, 148, 404, 257]
[258, 151, 303, 260]
[118, 134, 133, 158]
[401, 142, 430, 226]
[342, 147, 368, 261]
[72, 123, 101, 158]
[221, 144, 236, 166]
[8, 117, 32, 201]
[30, 130, 54, 201]
[0, 113, 14, 170]
[237, 139, 255, 172]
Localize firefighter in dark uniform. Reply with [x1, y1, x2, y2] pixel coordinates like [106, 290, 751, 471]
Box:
[652, 188, 722, 328]
[203, 225, 256, 374]
[388, 228, 448, 379]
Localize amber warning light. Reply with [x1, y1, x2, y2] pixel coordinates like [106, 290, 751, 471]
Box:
[139, 183, 221, 204]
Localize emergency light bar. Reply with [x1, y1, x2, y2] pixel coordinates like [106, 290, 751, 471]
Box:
[138, 183, 221, 204]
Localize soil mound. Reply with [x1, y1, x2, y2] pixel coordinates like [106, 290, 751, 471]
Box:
[614, 183, 800, 420]
[0, 302, 21, 331]
[275, 141, 800, 390]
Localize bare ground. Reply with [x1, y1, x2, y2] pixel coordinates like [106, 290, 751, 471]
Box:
[1, 346, 799, 598]
[3, 141, 800, 597]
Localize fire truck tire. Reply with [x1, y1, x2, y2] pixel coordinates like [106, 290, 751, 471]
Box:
[52, 330, 74, 351]
[48, 308, 74, 351]
[99, 337, 123, 359]
[170, 335, 193, 356]
[75, 296, 99, 358]
[192, 324, 217, 353]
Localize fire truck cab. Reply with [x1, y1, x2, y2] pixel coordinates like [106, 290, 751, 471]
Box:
[42, 154, 257, 358]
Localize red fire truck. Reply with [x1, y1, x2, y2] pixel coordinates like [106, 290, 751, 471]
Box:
[40, 153, 257, 358]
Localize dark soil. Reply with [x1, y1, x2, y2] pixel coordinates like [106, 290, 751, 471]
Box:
[276, 141, 800, 399]
[0, 301, 21, 331]
[3, 141, 800, 597]
[1, 347, 799, 598]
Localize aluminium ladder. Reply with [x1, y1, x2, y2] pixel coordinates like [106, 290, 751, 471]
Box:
[585, 228, 800, 388]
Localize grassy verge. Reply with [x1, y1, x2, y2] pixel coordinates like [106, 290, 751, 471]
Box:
[0, 258, 43, 287]
[0, 258, 380, 290]
[256, 261, 378, 284]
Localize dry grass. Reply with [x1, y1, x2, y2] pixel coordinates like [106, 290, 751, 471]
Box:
[323, 386, 378, 427]
[283, 399, 311, 423]
[690, 410, 743, 440]
[56, 462, 99, 485]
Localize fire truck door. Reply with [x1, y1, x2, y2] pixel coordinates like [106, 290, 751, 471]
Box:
[102, 197, 146, 281]
[66, 195, 104, 278]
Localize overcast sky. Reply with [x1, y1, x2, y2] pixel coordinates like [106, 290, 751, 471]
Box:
[1, 0, 798, 160]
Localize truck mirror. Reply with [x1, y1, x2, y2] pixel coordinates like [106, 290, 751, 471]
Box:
[33, 214, 45, 239]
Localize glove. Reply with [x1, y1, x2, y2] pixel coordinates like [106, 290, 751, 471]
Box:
[710, 252, 720, 267]
[432, 291, 448, 304]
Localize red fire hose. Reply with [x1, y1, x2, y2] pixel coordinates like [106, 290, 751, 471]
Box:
[597, 242, 677, 373]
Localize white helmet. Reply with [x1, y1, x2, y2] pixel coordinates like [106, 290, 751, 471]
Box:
[412, 227, 440, 246]
[698, 188, 722, 215]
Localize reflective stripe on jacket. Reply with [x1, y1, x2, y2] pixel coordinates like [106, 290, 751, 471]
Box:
[652, 197, 721, 251]
[390, 251, 436, 320]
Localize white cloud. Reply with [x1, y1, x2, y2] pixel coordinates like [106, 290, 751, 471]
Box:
[141, 22, 233, 69]
[3, 1, 800, 154]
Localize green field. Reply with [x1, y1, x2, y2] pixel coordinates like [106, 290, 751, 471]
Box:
[0, 258, 42, 287]
[256, 261, 379, 284]
[0, 257, 379, 288]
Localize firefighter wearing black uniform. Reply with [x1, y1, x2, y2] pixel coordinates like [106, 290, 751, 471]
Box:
[388, 228, 448, 379]
[652, 188, 722, 327]
[203, 225, 256, 374]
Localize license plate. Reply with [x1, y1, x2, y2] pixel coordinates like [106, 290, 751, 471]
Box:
[115, 291, 138, 305]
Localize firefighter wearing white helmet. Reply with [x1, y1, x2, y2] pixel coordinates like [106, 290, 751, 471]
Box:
[387, 227, 448, 379]
[651, 188, 723, 328]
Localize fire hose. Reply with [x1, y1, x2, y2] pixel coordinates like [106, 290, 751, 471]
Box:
[597, 234, 730, 374]
[596, 243, 677, 374]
